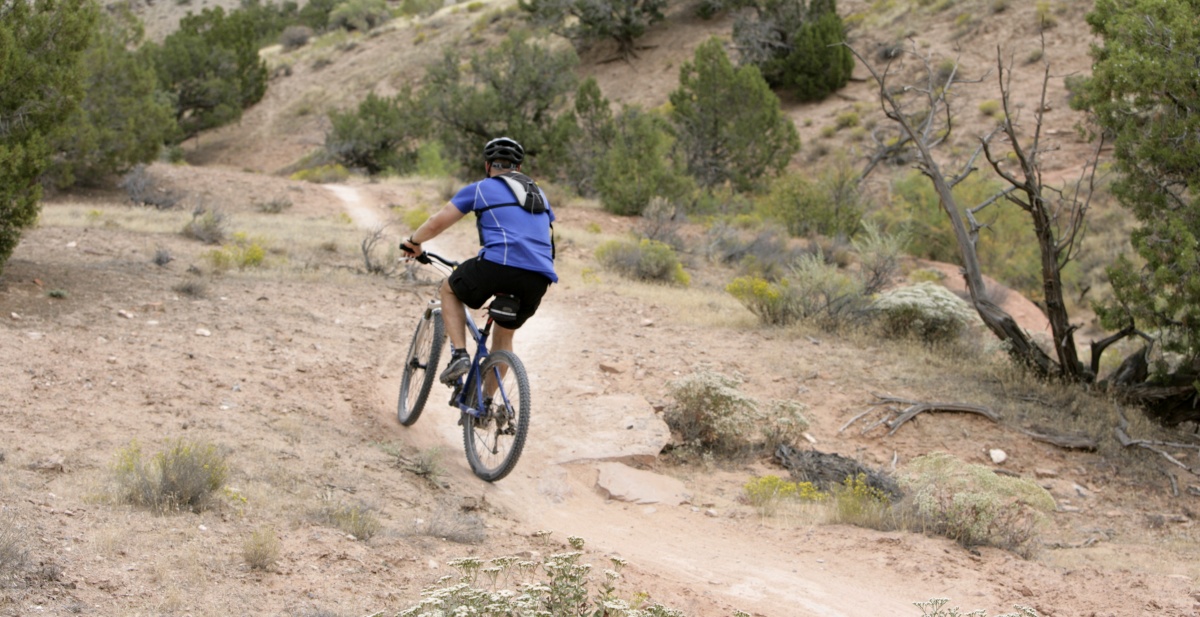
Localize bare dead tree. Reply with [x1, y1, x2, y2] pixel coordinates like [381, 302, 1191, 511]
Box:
[852, 41, 1088, 378]
[361, 225, 399, 277]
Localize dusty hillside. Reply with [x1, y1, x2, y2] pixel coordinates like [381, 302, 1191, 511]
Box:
[3, 0, 1200, 616]
[1, 163, 1198, 616]
[182, 0, 1101, 182]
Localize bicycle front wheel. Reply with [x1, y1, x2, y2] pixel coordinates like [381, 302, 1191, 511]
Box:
[397, 309, 444, 426]
[462, 350, 530, 482]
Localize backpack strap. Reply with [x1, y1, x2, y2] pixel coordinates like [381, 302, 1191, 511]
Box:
[474, 173, 554, 260]
[489, 172, 547, 215]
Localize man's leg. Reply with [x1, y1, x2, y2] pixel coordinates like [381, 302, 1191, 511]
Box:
[439, 279, 472, 384]
[440, 279, 467, 351]
[484, 325, 515, 399]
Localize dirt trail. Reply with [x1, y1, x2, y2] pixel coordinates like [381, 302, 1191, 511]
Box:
[333, 185, 986, 617]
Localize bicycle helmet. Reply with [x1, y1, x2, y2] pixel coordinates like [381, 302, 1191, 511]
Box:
[483, 137, 524, 165]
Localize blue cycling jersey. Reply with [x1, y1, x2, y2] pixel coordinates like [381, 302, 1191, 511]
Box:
[450, 177, 558, 283]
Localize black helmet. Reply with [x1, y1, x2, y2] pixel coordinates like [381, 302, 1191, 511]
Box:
[483, 137, 524, 164]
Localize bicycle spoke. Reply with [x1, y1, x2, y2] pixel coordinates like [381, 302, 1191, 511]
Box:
[461, 350, 529, 482]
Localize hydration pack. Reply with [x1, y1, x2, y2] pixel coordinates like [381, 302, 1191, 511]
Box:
[490, 172, 547, 215]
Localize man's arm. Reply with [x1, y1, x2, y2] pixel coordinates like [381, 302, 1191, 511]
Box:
[402, 201, 468, 254]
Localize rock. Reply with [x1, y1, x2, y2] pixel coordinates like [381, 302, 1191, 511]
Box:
[1034, 468, 1059, 478]
[196, 328, 212, 337]
[599, 362, 623, 374]
[595, 462, 687, 506]
[117, 309, 134, 319]
[989, 449, 1008, 464]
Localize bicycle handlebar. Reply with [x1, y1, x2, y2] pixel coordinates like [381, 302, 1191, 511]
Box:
[418, 251, 457, 269]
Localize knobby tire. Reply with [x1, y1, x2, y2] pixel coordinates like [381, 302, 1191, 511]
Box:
[396, 310, 444, 426]
[462, 350, 530, 482]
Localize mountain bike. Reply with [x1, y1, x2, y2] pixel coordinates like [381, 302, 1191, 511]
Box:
[396, 251, 531, 482]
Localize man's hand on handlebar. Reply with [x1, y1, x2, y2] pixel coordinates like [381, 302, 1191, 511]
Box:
[400, 236, 424, 258]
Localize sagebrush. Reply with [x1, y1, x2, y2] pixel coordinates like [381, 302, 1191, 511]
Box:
[111, 438, 230, 513]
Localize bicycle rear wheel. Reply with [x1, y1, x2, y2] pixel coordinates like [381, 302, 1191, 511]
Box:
[462, 350, 530, 482]
[397, 309, 444, 426]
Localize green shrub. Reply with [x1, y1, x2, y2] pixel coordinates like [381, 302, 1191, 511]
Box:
[414, 141, 451, 177]
[329, 0, 391, 31]
[111, 438, 230, 513]
[204, 234, 269, 271]
[518, 0, 666, 59]
[46, 10, 176, 189]
[760, 399, 810, 451]
[290, 163, 351, 183]
[326, 90, 426, 175]
[399, 547, 701, 617]
[835, 111, 860, 129]
[898, 453, 1056, 557]
[664, 370, 808, 458]
[397, 0, 443, 17]
[182, 207, 229, 245]
[256, 196, 293, 214]
[595, 107, 691, 216]
[0, 0, 96, 275]
[705, 221, 804, 280]
[758, 165, 865, 239]
[831, 473, 893, 528]
[314, 502, 381, 541]
[419, 30, 578, 173]
[280, 25, 314, 50]
[734, 0, 854, 102]
[1034, 0, 1055, 29]
[666, 370, 757, 456]
[978, 99, 1002, 117]
[670, 38, 800, 192]
[120, 164, 184, 210]
[852, 222, 906, 295]
[153, 7, 267, 141]
[726, 275, 802, 326]
[874, 170, 1043, 298]
[744, 475, 826, 515]
[595, 238, 690, 285]
[870, 282, 979, 344]
[784, 251, 868, 327]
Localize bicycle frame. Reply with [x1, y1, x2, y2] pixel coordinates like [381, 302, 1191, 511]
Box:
[449, 308, 493, 421]
[417, 252, 509, 425]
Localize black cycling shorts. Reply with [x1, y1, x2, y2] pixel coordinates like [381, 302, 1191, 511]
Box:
[447, 256, 551, 329]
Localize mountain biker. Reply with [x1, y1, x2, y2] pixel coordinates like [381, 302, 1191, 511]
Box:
[400, 136, 557, 386]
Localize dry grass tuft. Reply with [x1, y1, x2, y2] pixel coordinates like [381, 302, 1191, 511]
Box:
[242, 527, 281, 571]
[313, 500, 382, 541]
[111, 438, 230, 513]
[404, 505, 487, 545]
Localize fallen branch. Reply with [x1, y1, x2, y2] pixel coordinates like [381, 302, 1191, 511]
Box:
[866, 394, 1000, 436]
[1115, 405, 1198, 474]
[849, 394, 1098, 451]
[1016, 427, 1098, 451]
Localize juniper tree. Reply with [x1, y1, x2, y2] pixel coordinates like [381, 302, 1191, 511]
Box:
[1073, 0, 1200, 423]
[518, 0, 666, 59]
[151, 6, 268, 141]
[0, 0, 97, 273]
[669, 38, 800, 193]
[45, 8, 176, 188]
[420, 31, 578, 174]
[326, 90, 426, 175]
